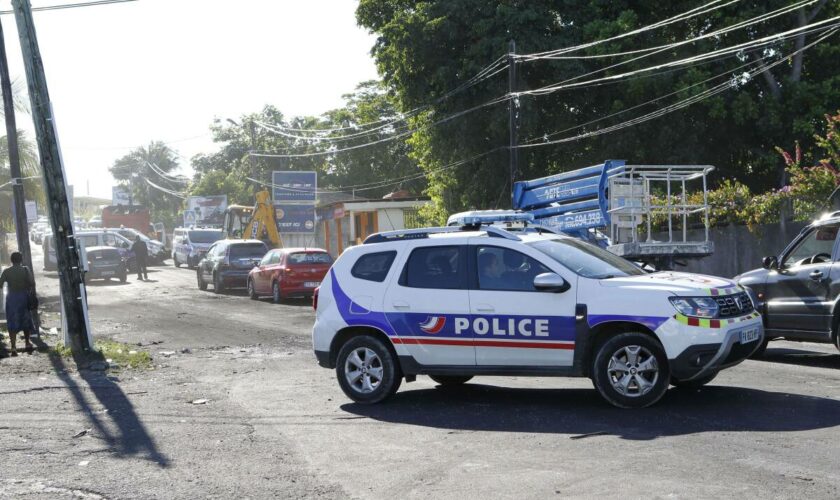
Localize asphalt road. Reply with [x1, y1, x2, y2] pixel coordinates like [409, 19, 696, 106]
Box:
[1, 246, 840, 499]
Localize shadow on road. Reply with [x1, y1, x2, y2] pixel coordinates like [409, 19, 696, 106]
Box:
[33, 336, 170, 467]
[342, 383, 840, 440]
[85, 280, 130, 287]
[759, 346, 840, 370]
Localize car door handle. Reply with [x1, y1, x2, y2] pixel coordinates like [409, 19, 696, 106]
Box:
[392, 301, 410, 310]
[809, 270, 824, 281]
[475, 304, 495, 313]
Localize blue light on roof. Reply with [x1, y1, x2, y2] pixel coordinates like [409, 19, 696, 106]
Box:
[454, 213, 535, 226]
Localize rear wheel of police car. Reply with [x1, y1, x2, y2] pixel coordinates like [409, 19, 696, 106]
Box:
[196, 270, 207, 291]
[591, 332, 670, 409]
[336, 335, 402, 404]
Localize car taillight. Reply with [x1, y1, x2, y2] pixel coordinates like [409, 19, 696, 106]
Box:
[313, 287, 319, 311]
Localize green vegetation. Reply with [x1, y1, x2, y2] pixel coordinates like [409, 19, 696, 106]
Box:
[51, 339, 152, 370]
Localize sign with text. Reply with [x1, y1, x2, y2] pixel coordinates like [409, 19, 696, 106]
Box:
[274, 203, 315, 234]
[186, 195, 227, 226]
[24, 201, 37, 223]
[112, 186, 130, 205]
[272, 171, 317, 202]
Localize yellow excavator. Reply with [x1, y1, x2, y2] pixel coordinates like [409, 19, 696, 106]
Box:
[222, 189, 284, 248]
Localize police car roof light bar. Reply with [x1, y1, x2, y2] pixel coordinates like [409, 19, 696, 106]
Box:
[453, 212, 535, 226]
[363, 224, 521, 244]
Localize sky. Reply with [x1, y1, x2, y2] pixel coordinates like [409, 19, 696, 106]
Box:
[0, 0, 379, 200]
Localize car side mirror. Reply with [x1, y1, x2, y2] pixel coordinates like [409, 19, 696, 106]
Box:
[762, 256, 778, 270]
[533, 272, 570, 293]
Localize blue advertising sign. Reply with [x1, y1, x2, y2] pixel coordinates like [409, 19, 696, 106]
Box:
[272, 171, 317, 202]
[275, 203, 316, 234]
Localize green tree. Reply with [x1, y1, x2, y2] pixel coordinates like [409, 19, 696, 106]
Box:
[357, 0, 840, 222]
[109, 141, 184, 228]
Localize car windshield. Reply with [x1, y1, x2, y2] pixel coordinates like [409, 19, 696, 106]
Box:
[287, 252, 332, 265]
[528, 238, 644, 279]
[229, 243, 267, 259]
[189, 230, 224, 244]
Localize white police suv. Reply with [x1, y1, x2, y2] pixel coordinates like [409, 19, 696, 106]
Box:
[312, 215, 764, 408]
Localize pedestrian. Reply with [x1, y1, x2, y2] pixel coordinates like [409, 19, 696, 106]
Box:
[0, 252, 36, 356]
[130, 234, 149, 281]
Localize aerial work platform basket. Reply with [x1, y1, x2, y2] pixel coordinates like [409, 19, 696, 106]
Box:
[512, 160, 715, 268]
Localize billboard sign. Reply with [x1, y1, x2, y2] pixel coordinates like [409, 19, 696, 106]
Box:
[185, 195, 227, 226]
[24, 201, 37, 223]
[274, 203, 315, 234]
[272, 171, 316, 202]
[112, 186, 130, 205]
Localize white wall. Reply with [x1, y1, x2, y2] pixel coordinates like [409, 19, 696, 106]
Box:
[376, 208, 405, 231]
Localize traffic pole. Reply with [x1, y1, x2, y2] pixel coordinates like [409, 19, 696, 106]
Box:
[12, 0, 91, 353]
[508, 39, 519, 208]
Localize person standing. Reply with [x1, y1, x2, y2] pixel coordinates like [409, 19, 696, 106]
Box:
[130, 235, 149, 281]
[0, 252, 36, 356]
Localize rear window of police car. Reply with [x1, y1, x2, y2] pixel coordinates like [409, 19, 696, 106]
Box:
[352, 251, 396, 282]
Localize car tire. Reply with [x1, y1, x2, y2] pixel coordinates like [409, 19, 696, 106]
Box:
[272, 282, 282, 304]
[429, 375, 473, 386]
[748, 337, 769, 359]
[197, 270, 207, 291]
[591, 332, 670, 409]
[670, 371, 717, 390]
[213, 273, 224, 294]
[336, 335, 402, 404]
[119, 271, 127, 283]
[248, 279, 258, 300]
[173, 255, 181, 268]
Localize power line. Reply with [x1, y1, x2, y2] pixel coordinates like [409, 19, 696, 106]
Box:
[516, 0, 740, 60]
[517, 28, 839, 149]
[0, 0, 138, 15]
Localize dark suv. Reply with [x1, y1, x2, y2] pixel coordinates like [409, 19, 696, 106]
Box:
[196, 239, 268, 294]
[736, 213, 840, 356]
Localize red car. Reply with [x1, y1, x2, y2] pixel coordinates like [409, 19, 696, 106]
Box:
[247, 247, 333, 303]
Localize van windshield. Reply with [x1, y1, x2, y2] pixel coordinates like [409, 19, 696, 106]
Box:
[189, 230, 224, 244]
[528, 238, 645, 279]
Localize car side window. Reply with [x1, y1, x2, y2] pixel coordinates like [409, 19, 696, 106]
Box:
[207, 244, 218, 258]
[782, 224, 839, 267]
[103, 234, 117, 247]
[259, 251, 274, 266]
[352, 251, 396, 282]
[475, 246, 552, 292]
[271, 252, 282, 265]
[402, 246, 465, 289]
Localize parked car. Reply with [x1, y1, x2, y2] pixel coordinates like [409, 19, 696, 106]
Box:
[196, 239, 268, 294]
[43, 230, 135, 271]
[173, 227, 226, 268]
[247, 248, 332, 303]
[106, 227, 167, 263]
[88, 216, 102, 228]
[736, 211, 840, 356]
[30, 222, 48, 244]
[84, 246, 127, 283]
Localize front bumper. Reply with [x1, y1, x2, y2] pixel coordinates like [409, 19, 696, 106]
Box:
[670, 323, 764, 381]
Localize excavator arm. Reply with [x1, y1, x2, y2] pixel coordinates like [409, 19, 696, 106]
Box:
[243, 190, 284, 248]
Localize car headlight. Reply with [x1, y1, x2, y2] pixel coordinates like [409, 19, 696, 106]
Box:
[669, 296, 720, 318]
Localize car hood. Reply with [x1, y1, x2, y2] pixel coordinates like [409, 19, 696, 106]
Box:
[599, 271, 738, 295]
[190, 243, 213, 250]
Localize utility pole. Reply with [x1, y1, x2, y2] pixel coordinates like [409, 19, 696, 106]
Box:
[12, 0, 91, 353]
[508, 39, 519, 208]
[0, 16, 33, 272]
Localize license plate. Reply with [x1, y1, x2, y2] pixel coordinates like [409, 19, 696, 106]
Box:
[304, 281, 320, 288]
[101, 271, 115, 276]
[740, 327, 760, 344]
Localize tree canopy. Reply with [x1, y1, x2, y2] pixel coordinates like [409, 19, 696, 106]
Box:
[109, 141, 184, 227]
[357, 0, 840, 222]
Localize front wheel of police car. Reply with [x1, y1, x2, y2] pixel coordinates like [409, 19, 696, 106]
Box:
[336, 335, 402, 404]
[592, 332, 670, 409]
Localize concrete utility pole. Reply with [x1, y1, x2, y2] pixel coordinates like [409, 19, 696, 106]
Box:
[0, 16, 33, 272]
[12, 0, 91, 353]
[508, 39, 519, 208]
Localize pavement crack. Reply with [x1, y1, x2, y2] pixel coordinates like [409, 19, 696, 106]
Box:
[0, 385, 67, 395]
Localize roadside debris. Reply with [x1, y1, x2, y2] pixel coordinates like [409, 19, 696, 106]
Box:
[190, 399, 209, 405]
[72, 428, 91, 439]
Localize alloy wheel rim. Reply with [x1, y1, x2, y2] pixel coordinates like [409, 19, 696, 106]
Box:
[344, 347, 384, 394]
[607, 345, 659, 398]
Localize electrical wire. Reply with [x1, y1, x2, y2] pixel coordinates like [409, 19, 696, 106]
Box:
[145, 161, 188, 184]
[519, 15, 840, 96]
[143, 177, 186, 199]
[0, 0, 138, 15]
[517, 27, 838, 149]
[517, 0, 740, 60]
